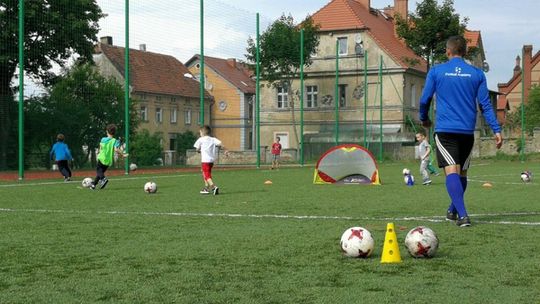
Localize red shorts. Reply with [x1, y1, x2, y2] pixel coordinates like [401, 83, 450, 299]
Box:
[201, 162, 214, 180]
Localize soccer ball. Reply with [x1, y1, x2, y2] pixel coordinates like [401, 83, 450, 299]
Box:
[144, 181, 157, 194]
[404, 226, 439, 258]
[402, 168, 411, 175]
[81, 177, 93, 188]
[129, 163, 138, 171]
[340, 227, 374, 258]
[520, 171, 532, 183]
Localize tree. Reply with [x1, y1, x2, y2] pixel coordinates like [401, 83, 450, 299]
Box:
[176, 130, 197, 164]
[43, 63, 138, 167]
[246, 15, 319, 147]
[506, 85, 540, 135]
[130, 130, 163, 166]
[394, 0, 468, 70]
[0, 0, 103, 169]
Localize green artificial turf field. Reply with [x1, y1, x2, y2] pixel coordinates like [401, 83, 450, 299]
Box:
[1, 161, 539, 303]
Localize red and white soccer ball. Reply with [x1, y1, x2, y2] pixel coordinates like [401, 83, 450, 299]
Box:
[129, 163, 138, 171]
[340, 227, 374, 258]
[144, 181, 157, 194]
[81, 177, 93, 188]
[404, 226, 439, 258]
[520, 171, 532, 183]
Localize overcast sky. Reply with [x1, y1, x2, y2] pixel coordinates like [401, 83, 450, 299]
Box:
[96, 0, 540, 90]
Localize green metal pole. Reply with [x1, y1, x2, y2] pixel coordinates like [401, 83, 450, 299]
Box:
[521, 49, 525, 162]
[363, 50, 368, 147]
[256, 13, 261, 168]
[18, 0, 24, 180]
[199, 0, 205, 125]
[124, 0, 130, 174]
[378, 55, 383, 163]
[299, 29, 304, 166]
[335, 40, 339, 145]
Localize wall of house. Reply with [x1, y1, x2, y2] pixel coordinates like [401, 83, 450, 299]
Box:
[258, 30, 426, 149]
[188, 64, 253, 151]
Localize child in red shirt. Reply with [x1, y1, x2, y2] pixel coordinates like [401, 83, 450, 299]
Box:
[271, 137, 282, 170]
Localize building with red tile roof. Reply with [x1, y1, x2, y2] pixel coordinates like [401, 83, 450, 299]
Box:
[497, 45, 540, 125]
[258, 0, 429, 150]
[186, 55, 256, 150]
[94, 37, 212, 163]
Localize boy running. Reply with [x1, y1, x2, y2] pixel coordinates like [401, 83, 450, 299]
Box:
[50, 133, 73, 182]
[416, 131, 432, 185]
[194, 125, 228, 195]
[91, 124, 127, 190]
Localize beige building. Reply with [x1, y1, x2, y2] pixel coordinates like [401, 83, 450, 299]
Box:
[93, 37, 211, 159]
[185, 55, 256, 151]
[497, 45, 540, 124]
[258, 0, 428, 149]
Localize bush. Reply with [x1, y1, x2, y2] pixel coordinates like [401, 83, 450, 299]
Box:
[131, 130, 163, 166]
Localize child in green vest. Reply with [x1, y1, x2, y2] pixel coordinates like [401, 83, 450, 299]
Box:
[91, 124, 128, 190]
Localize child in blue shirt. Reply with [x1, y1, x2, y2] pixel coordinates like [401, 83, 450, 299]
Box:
[50, 134, 73, 181]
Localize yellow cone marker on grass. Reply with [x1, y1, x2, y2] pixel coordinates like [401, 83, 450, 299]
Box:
[380, 222, 402, 263]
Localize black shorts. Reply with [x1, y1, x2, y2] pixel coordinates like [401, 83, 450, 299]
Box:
[434, 132, 474, 170]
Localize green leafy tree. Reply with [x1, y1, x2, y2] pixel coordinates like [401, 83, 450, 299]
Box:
[45, 63, 138, 167]
[130, 130, 163, 166]
[394, 0, 468, 69]
[176, 130, 197, 164]
[246, 15, 319, 147]
[0, 0, 103, 169]
[506, 85, 540, 135]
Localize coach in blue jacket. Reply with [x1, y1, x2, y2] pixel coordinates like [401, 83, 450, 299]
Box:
[419, 35, 503, 227]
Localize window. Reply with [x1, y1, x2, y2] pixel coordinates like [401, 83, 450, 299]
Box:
[140, 106, 148, 121]
[306, 85, 318, 108]
[338, 37, 348, 55]
[277, 86, 289, 109]
[141, 93, 147, 100]
[411, 83, 417, 108]
[185, 109, 192, 125]
[170, 108, 177, 124]
[339, 84, 347, 107]
[171, 97, 177, 102]
[156, 107, 163, 123]
[156, 96, 162, 102]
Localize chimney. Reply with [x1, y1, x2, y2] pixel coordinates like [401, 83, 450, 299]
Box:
[356, 0, 370, 9]
[227, 58, 237, 68]
[139, 44, 146, 51]
[523, 45, 533, 104]
[394, 0, 408, 21]
[383, 5, 394, 17]
[100, 36, 113, 45]
[513, 55, 521, 76]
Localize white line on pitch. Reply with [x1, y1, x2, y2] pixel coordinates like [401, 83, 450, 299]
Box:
[1, 208, 540, 226]
[467, 178, 533, 186]
[0, 173, 198, 188]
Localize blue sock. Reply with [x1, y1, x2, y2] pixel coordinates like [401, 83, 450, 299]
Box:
[449, 176, 468, 214]
[446, 173, 467, 217]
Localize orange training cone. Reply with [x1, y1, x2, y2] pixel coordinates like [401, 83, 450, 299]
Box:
[380, 222, 402, 263]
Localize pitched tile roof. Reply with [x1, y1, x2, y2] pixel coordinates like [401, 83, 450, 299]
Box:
[97, 43, 209, 99]
[186, 55, 256, 94]
[464, 30, 481, 48]
[311, 0, 427, 72]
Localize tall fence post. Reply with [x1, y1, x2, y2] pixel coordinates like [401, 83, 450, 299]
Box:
[124, 0, 130, 174]
[379, 55, 383, 163]
[256, 13, 261, 168]
[199, 0, 205, 125]
[334, 39, 339, 145]
[300, 29, 305, 166]
[18, 0, 25, 180]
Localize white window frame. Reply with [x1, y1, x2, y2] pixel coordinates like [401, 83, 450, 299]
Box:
[338, 84, 347, 108]
[170, 107, 177, 124]
[338, 37, 348, 56]
[140, 106, 148, 121]
[277, 86, 289, 109]
[185, 109, 192, 125]
[306, 85, 318, 108]
[156, 107, 163, 123]
[411, 83, 417, 108]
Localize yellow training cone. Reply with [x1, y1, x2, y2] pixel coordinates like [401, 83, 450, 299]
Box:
[380, 222, 402, 264]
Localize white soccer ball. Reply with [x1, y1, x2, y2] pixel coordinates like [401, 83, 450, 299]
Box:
[129, 163, 138, 171]
[144, 181, 157, 194]
[520, 171, 532, 183]
[340, 227, 374, 258]
[81, 177, 93, 188]
[402, 168, 411, 175]
[404, 226, 439, 258]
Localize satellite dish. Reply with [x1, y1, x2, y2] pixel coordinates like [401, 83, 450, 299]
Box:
[482, 61, 490, 73]
[355, 34, 363, 44]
